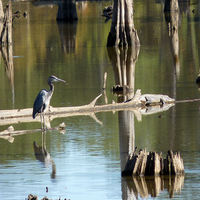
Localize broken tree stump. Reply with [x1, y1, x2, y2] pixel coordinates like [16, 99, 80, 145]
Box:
[122, 149, 184, 176]
[164, 0, 179, 13]
[163, 151, 185, 175]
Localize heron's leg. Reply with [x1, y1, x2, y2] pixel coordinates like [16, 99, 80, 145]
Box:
[43, 112, 46, 130]
[44, 128, 46, 149]
[41, 127, 46, 149]
[42, 129, 44, 149]
[40, 113, 43, 130]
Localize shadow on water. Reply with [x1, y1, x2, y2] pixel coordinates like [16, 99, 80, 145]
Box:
[1, 0, 200, 199]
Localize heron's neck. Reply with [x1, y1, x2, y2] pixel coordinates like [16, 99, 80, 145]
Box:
[48, 83, 54, 97]
[49, 83, 54, 91]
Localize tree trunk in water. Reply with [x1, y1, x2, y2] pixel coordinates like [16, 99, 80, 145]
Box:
[164, 0, 179, 13]
[57, 0, 78, 21]
[107, 0, 140, 47]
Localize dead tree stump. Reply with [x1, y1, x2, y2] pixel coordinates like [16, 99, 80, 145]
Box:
[0, 0, 12, 46]
[122, 148, 138, 176]
[164, 0, 179, 13]
[122, 149, 184, 176]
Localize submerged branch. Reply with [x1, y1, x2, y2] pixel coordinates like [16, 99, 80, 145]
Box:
[0, 123, 67, 142]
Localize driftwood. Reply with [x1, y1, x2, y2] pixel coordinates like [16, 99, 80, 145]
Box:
[0, 89, 200, 127]
[0, 123, 66, 142]
[122, 149, 184, 176]
[0, 89, 175, 122]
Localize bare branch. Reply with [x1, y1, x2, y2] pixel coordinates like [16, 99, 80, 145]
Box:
[88, 93, 102, 107]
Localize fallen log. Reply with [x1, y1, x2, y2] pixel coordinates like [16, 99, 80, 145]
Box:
[1, 88, 200, 126]
[0, 89, 174, 120]
[122, 149, 184, 176]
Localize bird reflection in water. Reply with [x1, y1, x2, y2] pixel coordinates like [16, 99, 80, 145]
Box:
[33, 130, 56, 179]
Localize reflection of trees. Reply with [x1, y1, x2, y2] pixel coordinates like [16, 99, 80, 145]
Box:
[107, 47, 140, 102]
[107, 44, 140, 198]
[164, 0, 191, 95]
[164, 2, 179, 151]
[107, 1, 185, 198]
[57, 21, 77, 54]
[163, 0, 192, 152]
[33, 0, 78, 54]
[107, 45, 140, 173]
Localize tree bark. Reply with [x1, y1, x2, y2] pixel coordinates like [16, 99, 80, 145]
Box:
[107, 0, 140, 47]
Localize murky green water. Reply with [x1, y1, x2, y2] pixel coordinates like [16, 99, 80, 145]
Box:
[0, 0, 200, 199]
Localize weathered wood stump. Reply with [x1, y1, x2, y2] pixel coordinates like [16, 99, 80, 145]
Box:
[122, 149, 184, 176]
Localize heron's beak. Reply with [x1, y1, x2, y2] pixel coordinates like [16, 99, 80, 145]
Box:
[57, 78, 66, 83]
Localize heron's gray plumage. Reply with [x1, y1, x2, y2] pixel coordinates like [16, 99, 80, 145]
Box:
[33, 90, 48, 119]
[32, 75, 66, 119]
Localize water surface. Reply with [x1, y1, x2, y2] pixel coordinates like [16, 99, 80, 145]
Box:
[0, 0, 200, 199]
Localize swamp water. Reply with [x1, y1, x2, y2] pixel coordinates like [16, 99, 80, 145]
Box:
[0, 0, 200, 199]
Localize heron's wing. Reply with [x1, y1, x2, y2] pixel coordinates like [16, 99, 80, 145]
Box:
[32, 90, 47, 118]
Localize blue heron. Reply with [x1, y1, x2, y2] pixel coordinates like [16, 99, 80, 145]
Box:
[33, 75, 66, 128]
